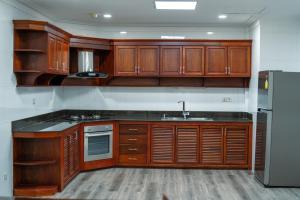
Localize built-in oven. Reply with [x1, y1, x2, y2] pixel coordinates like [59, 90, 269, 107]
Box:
[84, 124, 113, 162]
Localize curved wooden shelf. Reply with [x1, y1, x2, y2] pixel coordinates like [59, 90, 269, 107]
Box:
[14, 48, 45, 53]
[14, 185, 58, 196]
[14, 160, 57, 166]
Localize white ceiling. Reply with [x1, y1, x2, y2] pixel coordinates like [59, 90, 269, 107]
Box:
[16, 0, 300, 27]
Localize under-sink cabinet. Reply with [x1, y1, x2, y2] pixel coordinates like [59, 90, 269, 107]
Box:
[117, 122, 252, 169]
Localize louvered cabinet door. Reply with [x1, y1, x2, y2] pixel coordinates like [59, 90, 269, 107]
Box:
[73, 130, 80, 172]
[176, 126, 199, 163]
[69, 130, 80, 175]
[151, 125, 175, 164]
[200, 126, 224, 165]
[63, 135, 71, 182]
[224, 126, 249, 165]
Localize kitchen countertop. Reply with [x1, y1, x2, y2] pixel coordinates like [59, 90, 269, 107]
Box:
[12, 110, 252, 133]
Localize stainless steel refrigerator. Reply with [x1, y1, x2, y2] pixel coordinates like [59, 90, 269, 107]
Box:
[255, 70, 300, 187]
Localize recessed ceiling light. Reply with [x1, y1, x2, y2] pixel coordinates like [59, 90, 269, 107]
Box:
[155, 1, 197, 10]
[161, 35, 185, 39]
[90, 12, 100, 19]
[103, 14, 112, 18]
[207, 32, 214, 35]
[120, 31, 127, 34]
[218, 14, 227, 19]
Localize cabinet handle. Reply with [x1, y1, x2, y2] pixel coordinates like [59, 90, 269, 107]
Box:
[228, 67, 231, 75]
[128, 128, 138, 131]
[128, 148, 138, 151]
[128, 157, 138, 161]
[225, 67, 228, 74]
[128, 138, 137, 141]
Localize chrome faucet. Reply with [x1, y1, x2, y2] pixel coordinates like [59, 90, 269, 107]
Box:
[178, 100, 190, 119]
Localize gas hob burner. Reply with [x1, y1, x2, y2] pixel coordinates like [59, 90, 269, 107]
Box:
[69, 114, 102, 121]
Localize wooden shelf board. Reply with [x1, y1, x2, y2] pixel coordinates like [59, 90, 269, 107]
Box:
[14, 185, 58, 196]
[14, 70, 42, 73]
[14, 160, 57, 166]
[14, 49, 45, 53]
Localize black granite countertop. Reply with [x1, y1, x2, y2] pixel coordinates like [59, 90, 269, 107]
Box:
[12, 110, 252, 133]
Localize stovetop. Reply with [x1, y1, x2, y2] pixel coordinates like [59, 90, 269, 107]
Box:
[68, 114, 105, 121]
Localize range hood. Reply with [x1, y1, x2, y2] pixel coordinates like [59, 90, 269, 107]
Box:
[70, 50, 108, 78]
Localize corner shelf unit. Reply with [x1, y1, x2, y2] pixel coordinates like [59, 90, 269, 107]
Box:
[13, 20, 71, 86]
[13, 136, 61, 196]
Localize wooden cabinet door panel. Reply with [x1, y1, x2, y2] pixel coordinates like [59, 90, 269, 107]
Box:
[63, 127, 80, 184]
[176, 126, 199, 163]
[224, 126, 248, 165]
[205, 46, 227, 76]
[56, 39, 63, 71]
[138, 46, 159, 76]
[151, 126, 175, 164]
[183, 46, 204, 76]
[160, 46, 182, 76]
[48, 35, 56, 72]
[228, 46, 251, 77]
[115, 46, 137, 76]
[200, 126, 223, 164]
[62, 41, 69, 74]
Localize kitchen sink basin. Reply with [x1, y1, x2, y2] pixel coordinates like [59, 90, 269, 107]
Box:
[161, 116, 213, 121]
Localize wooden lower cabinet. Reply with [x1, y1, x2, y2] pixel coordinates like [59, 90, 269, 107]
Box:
[151, 125, 175, 164]
[13, 125, 80, 197]
[119, 123, 252, 169]
[200, 126, 224, 165]
[176, 126, 199, 163]
[118, 124, 148, 165]
[224, 126, 249, 165]
[62, 126, 80, 185]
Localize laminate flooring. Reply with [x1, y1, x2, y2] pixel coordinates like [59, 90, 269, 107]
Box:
[49, 168, 300, 200]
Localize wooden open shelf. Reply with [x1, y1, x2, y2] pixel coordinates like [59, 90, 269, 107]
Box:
[14, 185, 58, 196]
[14, 160, 57, 166]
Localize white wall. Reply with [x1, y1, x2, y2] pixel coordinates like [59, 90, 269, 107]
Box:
[56, 22, 249, 39]
[247, 21, 261, 171]
[62, 87, 247, 111]
[260, 19, 300, 72]
[0, 0, 64, 197]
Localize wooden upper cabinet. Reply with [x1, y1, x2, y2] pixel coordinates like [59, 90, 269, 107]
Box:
[205, 46, 228, 76]
[176, 126, 199, 163]
[151, 125, 175, 164]
[182, 46, 205, 76]
[137, 46, 159, 76]
[115, 46, 137, 76]
[47, 34, 69, 74]
[200, 126, 224, 165]
[160, 46, 182, 76]
[224, 126, 249, 165]
[228, 46, 251, 77]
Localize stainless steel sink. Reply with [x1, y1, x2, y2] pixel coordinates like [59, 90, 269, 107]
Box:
[161, 116, 213, 121]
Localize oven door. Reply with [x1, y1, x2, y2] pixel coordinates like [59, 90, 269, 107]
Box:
[84, 131, 113, 162]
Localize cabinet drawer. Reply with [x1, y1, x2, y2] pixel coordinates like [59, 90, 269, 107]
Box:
[119, 135, 147, 144]
[119, 154, 147, 164]
[120, 144, 147, 154]
[119, 124, 147, 135]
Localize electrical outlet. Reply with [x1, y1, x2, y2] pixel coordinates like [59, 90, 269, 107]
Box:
[3, 173, 7, 181]
[32, 98, 36, 105]
[223, 97, 232, 102]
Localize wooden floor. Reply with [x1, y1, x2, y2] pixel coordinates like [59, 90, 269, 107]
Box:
[48, 168, 300, 200]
